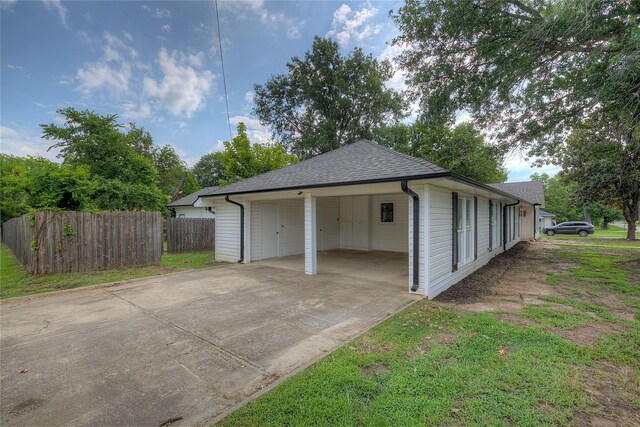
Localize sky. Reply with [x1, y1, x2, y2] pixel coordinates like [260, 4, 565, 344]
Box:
[0, 0, 559, 182]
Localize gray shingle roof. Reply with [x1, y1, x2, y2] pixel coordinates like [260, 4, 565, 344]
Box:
[167, 186, 219, 207]
[538, 209, 555, 217]
[204, 140, 449, 197]
[488, 181, 545, 206]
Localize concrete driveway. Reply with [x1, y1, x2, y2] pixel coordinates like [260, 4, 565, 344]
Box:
[1, 263, 418, 426]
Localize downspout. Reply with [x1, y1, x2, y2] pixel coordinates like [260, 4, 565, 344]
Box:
[401, 180, 420, 292]
[533, 203, 541, 241]
[503, 200, 520, 252]
[225, 195, 244, 263]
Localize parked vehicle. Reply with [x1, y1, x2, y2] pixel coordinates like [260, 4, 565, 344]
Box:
[543, 222, 595, 237]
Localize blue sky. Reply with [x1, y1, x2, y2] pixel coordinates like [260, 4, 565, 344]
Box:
[1, 0, 558, 181]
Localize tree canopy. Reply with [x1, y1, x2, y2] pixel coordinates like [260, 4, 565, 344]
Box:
[217, 123, 298, 185]
[376, 122, 508, 183]
[253, 36, 406, 159]
[392, 0, 639, 155]
[192, 152, 226, 188]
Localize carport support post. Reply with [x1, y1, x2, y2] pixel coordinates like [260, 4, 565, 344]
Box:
[304, 195, 317, 275]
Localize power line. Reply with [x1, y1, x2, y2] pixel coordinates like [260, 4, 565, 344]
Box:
[215, 0, 232, 141]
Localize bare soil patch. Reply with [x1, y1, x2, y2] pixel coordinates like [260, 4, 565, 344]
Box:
[359, 363, 389, 377]
[575, 362, 640, 427]
[549, 322, 627, 346]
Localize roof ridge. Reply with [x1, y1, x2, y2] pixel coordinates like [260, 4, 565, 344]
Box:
[362, 139, 449, 172]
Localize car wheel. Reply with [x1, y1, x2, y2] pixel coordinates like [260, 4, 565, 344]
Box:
[578, 230, 588, 237]
[546, 230, 555, 236]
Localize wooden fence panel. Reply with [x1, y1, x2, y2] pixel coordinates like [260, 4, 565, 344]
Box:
[1, 211, 162, 275]
[167, 218, 215, 253]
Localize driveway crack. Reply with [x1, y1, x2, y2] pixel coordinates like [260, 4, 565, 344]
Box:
[103, 290, 264, 372]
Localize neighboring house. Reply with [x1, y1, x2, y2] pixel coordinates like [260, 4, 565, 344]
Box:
[488, 181, 545, 240]
[166, 187, 218, 218]
[195, 141, 536, 299]
[538, 210, 556, 229]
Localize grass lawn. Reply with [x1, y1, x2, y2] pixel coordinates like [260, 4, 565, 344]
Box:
[543, 223, 638, 240]
[219, 238, 640, 426]
[0, 244, 220, 300]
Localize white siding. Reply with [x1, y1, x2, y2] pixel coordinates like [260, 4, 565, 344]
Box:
[520, 205, 535, 240]
[426, 186, 525, 299]
[370, 193, 408, 253]
[279, 198, 305, 256]
[174, 206, 215, 218]
[318, 197, 340, 250]
[429, 186, 452, 283]
[214, 200, 241, 263]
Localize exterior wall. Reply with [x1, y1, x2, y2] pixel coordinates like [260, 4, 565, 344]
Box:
[173, 206, 215, 219]
[520, 205, 535, 240]
[318, 197, 340, 250]
[426, 185, 524, 299]
[214, 200, 241, 263]
[370, 193, 409, 253]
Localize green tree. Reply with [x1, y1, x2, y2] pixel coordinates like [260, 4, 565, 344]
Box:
[40, 107, 165, 212]
[192, 152, 227, 187]
[1, 155, 31, 221]
[392, 0, 639, 152]
[151, 145, 199, 199]
[254, 36, 406, 158]
[561, 123, 639, 239]
[531, 173, 582, 223]
[376, 122, 508, 183]
[41, 108, 159, 187]
[218, 123, 298, 185]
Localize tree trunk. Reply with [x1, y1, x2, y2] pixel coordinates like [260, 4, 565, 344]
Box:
[622, 202, 638, 240]
[170, 172, 188, 202]
[583, 205, 592, 224]
[603, 221, 608, 230]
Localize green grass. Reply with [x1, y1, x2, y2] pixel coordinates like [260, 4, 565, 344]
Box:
[220, 232, 640, 426]
[519, 305, 596, 329]
[220, 304, 589, 427]
[542, 224, 638, 240]
[0, 244, 219, 299]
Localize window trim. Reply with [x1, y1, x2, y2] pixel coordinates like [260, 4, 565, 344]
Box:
[379, 202, 395, 224]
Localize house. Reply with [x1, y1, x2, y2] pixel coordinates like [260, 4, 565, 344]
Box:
[195, 141, 535, 299]
[488, 181, 545, 240]
[166, 187, 218, 218]
[538, 210, 556, 229]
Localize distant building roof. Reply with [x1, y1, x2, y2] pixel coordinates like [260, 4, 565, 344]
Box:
[488, 181, 545, 206]
[167, 186, 219, 207]
[538, 209, 555, 217]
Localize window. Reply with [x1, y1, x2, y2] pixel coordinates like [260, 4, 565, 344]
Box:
[456, 195, 475, 266]
[380, 203, 394, 223]
[491, 200, 500, 250]
[178, 214, 185, 218]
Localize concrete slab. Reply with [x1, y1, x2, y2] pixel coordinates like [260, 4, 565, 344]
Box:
[1, 259, 418, 426]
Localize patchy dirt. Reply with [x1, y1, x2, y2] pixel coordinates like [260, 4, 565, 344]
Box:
[359, 363, 389, 377]
[496, 313, 542, 328]
[549, 322, 627, 346]
[575, 362, 640, 427]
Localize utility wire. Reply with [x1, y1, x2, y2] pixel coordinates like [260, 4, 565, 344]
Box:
[215, 0, 233, 140]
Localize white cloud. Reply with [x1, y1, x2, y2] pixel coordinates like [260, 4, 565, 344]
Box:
[121, 102, 151, 120]
[143, 48, 214, 118]
[76, 32, 136, 96]
[220, 0, 304, 39]
[123, 31, 133, 42]
[141, 5, 171, 18]
[161, 24, 172, 33]
[76, 30, 94, 44]
[187, 51, 205, 68]
[229, 115, 272, 145]
[327, 4, 382, 46]
[244, 90, 254, 104]
[42, 0, 68, 28]
[6, 64, 23, 70]
[0, 126, 60, 160]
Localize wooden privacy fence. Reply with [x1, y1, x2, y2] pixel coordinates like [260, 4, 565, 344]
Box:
[1, 211, 163, 275]
[167, 218, 215, 253]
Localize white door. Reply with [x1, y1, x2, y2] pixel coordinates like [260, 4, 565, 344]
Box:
[261, 202, 279, 259]
[352, 196, 368, 250]
[340, 196, 353, 248]
[340, 196, 369, 250]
